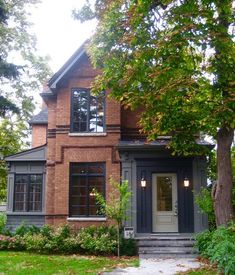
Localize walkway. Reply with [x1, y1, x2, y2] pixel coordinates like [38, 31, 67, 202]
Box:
[104, 257, 202, 275]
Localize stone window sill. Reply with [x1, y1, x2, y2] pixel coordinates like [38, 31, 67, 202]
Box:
[67, 217, 107, 222]
[68, 133, 107, 137]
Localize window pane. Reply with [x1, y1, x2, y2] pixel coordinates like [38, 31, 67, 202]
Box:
[96, 95, 105, 132]
[89, 177, 104, 195]
[70, 206, 87, 216]
[157, 176, 172, 211]
[71, 176, 86, 188]
[87, 164, 104, 175]
[72, 89, 88, 132]
[89, 96, 97, 132]
[71, 164, 87, 174]
[70, 163, 105, 217]
[14, 175, 28, 212]
[72, 89, 105, 133]
[30, 175, 42, 183]
[89, 206, 101, 216]
[29, 175, 42, 212]
[70, 196, 86, 206]
[14, 202, 26, 211]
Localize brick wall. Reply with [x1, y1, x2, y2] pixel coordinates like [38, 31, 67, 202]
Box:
[44, 54, 121, 228]
[32, 125, 47, 148]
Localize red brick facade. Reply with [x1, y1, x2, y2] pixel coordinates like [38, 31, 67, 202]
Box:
[32, 125, 47, 148]
[42, 54, 124, 228]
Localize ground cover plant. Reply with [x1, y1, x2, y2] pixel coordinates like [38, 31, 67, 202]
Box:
[195, 222, 235, 275]
[0, 251, 139, 275]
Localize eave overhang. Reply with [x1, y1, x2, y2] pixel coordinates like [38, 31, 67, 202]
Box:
[116, 139, 214, 152]
[48, 42, 87, 91]
[5, 144, 47, 162]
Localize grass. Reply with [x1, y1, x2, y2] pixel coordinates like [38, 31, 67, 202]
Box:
[0, 251, 139, 275]
[177, 262, 218, 275]
[178, 269, 217, 275]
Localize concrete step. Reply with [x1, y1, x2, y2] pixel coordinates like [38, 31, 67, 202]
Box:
[138, 239, 195, 247]
[139, 246, 198, 254]
[140, 253, 198, 259]
[136, 235, 197, 257]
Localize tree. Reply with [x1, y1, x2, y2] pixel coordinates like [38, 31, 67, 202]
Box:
[93, 178, 131, 257]
[74, 0, 235, 226]
[0, 0, 52, 201]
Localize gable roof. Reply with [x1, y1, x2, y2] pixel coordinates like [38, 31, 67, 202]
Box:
[5, 145, 47, 162]
[48, 41, 87, 91]
[29, 108, 48, 125]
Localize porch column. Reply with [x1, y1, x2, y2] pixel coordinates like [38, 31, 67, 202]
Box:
[193, 156, 208, 232]
[120, 152, 137, 232]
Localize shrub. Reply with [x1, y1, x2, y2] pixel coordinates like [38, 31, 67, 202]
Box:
[0, 234, 24, 250]
[195, 229, 213, 256]
[78, 225, 117, 255]
[23, 233, 47, 253]
[23, 224, 81, 254]
[120, 237, 137, 256]
[195, 187, 216, 230]
[0, 213, 6, 234]
[195, 222, 235, 275]
[40, 224, 53, 238]
[0, 223, 137, 256]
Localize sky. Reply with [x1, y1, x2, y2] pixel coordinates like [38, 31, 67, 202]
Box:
[29, 0, 96, 73]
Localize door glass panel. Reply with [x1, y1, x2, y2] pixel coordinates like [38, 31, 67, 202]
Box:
[157, 176, 172, 211]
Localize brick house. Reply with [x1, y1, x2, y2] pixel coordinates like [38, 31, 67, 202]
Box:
[5, 43, 210, 234]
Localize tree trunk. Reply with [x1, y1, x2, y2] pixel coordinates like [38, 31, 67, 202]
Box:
[214, 126, 234, 227]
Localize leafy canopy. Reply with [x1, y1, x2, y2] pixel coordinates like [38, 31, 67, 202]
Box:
[0, 0, 52, 201]
[74, 0, 235, 155]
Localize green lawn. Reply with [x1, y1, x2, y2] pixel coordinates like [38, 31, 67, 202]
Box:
[177, 266, 217, 275]
[0, 251, 139, 275]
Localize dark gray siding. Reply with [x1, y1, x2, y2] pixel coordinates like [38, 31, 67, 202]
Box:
[120, 148, 208, 234]
[6, 146, 46, 231]
[6, 215, 45, 231]
[136, 158, 194, 233]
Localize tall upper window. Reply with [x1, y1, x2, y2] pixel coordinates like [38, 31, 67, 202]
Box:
[14, 174, 43, 212]
[69, 163, 105, 217]
[71, 88, 105, 133]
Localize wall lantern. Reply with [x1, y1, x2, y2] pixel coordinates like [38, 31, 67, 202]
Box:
[141, 178, 147, 188]
[140, 171, 147, 188]
[183, 177, 190, 187]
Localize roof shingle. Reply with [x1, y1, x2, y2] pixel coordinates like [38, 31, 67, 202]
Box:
[29, 108, 48, 125]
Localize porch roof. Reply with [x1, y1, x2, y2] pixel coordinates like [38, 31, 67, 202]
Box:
[5, 145, 47, 162]
[116, 139, 213, 150]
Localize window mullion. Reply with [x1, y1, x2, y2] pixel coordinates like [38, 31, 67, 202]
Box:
[87, 89, 90, 132]
[86, 170, 89, 217]
[27, 175, 30, 212]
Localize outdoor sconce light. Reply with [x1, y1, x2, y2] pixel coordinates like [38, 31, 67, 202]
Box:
[140, 171, 146, 188]
[141, 178, 147, 188]
[183, 177, 190, 187]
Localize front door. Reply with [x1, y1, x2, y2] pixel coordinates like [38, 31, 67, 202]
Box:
[152, 173, 178, 232]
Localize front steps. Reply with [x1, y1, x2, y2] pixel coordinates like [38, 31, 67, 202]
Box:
[136, 235, 198, 258]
